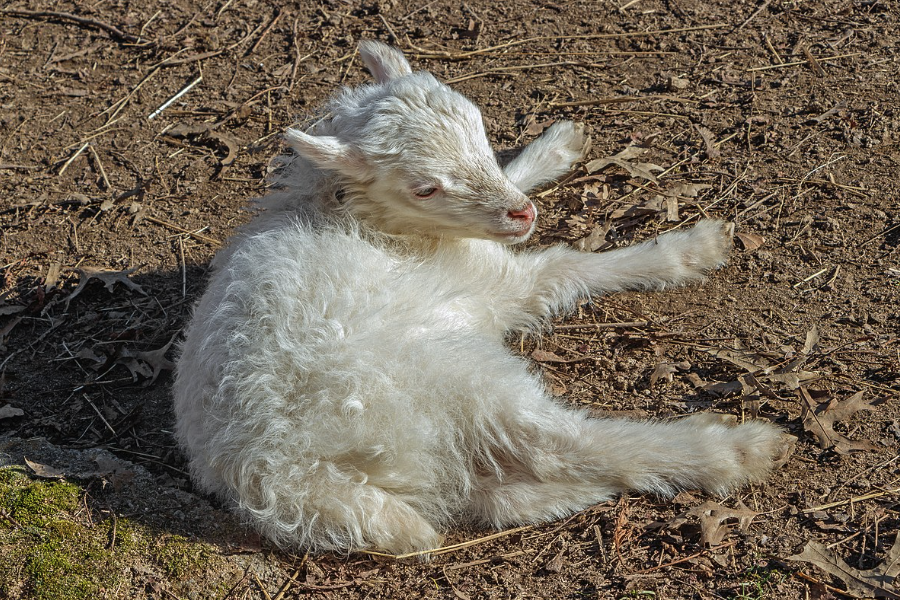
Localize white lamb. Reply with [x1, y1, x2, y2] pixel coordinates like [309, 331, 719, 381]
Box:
[174, 41, 791, 555]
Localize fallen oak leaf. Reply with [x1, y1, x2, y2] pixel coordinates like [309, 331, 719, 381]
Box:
[798, 388, 882, 454]
[664, 501, 759, 546]
[118, 336, 177, 384]
[788, 534, 900, 599]
[64, 266, 146, 306]
[166, 122, 240, 167]
[734, 231, 765, 251]
[586, 145, 664, 183]
[650, 361, 678, 386]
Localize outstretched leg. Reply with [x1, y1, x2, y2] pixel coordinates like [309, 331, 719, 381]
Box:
[506, 219, 734, 324]
[503, 121, 590, 193]
[469, 406, 793, 528]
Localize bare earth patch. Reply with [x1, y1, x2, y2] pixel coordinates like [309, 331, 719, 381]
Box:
[1, 1, 898, 598]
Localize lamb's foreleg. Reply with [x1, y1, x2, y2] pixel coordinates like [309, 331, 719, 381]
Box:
[502, 121, 589, 193]
[471, 409, 792, 528]
[512, 219, 733, 323]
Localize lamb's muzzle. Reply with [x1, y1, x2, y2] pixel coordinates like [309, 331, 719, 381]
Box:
[173, 40, 793, 556]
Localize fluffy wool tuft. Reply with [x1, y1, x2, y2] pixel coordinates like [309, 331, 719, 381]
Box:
[174, 41, 792, 554]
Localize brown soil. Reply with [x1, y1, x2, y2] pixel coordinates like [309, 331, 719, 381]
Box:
[1, 0, 898, 598]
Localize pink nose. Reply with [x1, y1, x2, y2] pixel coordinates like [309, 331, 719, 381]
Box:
[507, 203, 536, 225]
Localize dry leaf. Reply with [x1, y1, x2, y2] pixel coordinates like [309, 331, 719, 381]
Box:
[798, 388, 882, 454]
[650, 362, 678, 386]
[531, 349, 570, 363]
[802, 325, 820, 355]
[788, 534, 900, 599]
[585, 145, 664, 183]
[74, 347, 107, 368]
[118, 336, 177, 383]
[24, 457, 66, 479]
[0, 404, 24, 419]
[703, 380, 744, 397]
[703, 347, 772, 373]
[662, 182, 712, 198]
[667, 501, 758, 546]
[167, 122, 240, 167]
[735, 232, 765, 251]
[544, 547, 566, 573]
[64, 266, 146, 305]
[694, 124, 721, 159]
[45, 262, 61, 291]
[575, 223, 611, 252]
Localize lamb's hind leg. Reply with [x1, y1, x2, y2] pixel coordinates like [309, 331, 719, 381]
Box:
[471, 409, 793, 528]
[502, 121, 590, 193]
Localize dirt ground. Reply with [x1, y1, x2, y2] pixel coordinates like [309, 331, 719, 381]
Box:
[1, 0, 899, 598]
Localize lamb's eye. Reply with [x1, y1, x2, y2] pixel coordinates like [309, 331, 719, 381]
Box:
[413, 187, 438, 199]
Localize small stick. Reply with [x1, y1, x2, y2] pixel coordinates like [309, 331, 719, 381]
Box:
[554, 321, 649, 330]
[378, 14, 401, 45]
[106, 510, 118, 550]
[793, 571, 860, 598]
[792, 268, 828, 288]
[58, 141, 89, 176]
[148, 75, 202, 120]
[178, 236, 187, 299]
[764, 34, 782, 63]
[635, 541, 738, 573]
[802, 46, 826, 77]
[250, 571, 273, 600]
[101, 67, 160, 123]
[408, 24, 728, 61]
[0, 507, 24, 529]
[144, 216, 222, 246]
[861, 221, 900, 246]
[548, 94, 697, 109]
[803, 487, 900, 513]
[272, 555, 306, 600]
[733, 0, 773, 32]
[618, 0, 644, 10]
[249, 9, 282, 55]
[445, 61, 606, 85]
[747, 52, 860, 72]
[217, 0, 236, 18]
[88, 145, 111, 190]
[363, 524, 532, 559]
[84, 394, 116, 436]
[2, 9, 144, 44]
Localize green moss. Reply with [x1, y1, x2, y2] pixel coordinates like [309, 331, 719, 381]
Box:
[152, 534, 212, 579]
[0, 466, 227, 599]
[0, 470, 80, 528]
[0, 467, 122, 599]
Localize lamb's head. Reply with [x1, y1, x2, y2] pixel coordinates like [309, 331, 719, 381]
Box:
[285, 41, 536, 244]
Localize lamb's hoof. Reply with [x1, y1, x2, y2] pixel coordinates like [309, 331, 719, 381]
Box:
[771, 433, 797, 469]
[677, 219, 734, 274]
[544, 120, 591, 162]
[371, 503, 444, 556]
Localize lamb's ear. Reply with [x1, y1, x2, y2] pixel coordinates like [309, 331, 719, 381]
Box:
[285, 129, 368, 176]
[358, 40, 412, 84]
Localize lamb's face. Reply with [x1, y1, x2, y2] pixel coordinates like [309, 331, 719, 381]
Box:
[350, 79, 537, 244]
[284, 42, 538, 244]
